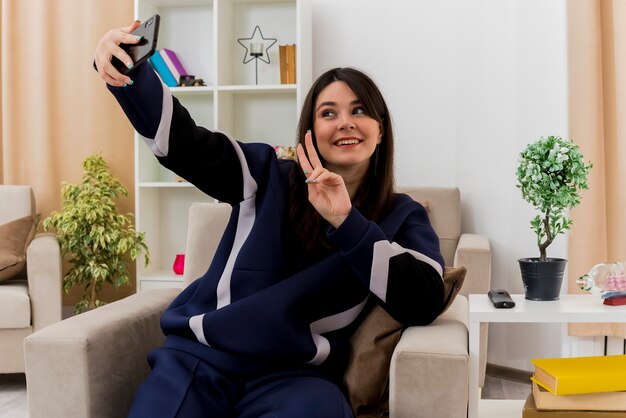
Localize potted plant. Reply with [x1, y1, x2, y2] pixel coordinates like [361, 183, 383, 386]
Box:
[44, 154, 150, 313]
[516, 136, 592, 300]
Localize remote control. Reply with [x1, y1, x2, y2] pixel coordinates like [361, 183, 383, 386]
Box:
[488, 289, 516, 308]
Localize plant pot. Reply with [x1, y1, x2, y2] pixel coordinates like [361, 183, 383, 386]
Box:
[518, 258, 567, 301]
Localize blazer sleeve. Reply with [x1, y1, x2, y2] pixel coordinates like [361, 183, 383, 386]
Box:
[326, 202, 445, 326]
[105, 62, 244, 204]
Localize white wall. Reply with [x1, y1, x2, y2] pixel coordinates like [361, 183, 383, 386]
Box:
[312, 0, 568, 370]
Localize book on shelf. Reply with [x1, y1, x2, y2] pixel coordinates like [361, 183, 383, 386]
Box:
[160, 48, 189, 85]
[532, 381, 626, 411]
[287, 44, 296, 83]
[148, 50, 178, 87]
[279, 45, 288, 84]
[523, 393, 626, 417]
[531, 354, 626, 395]
[279, 44, 296, 84]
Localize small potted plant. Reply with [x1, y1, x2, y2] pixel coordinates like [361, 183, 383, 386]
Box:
[516, 136, 592, 300]
[44, 154, 150, 313]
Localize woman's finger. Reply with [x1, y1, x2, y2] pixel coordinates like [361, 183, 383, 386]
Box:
[96, 44, 132, 85]
[112, 23, 143, 72]
[124, 20, 141, 34]
[304, 131, 323, 169]
[296, 143, 313, 174]
[101, 71, 125, 87]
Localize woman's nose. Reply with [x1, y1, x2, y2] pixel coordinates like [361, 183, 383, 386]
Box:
[338, 113, 355, 130]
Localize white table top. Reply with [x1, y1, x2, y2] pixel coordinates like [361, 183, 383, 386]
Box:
[469, 294, 626, 323]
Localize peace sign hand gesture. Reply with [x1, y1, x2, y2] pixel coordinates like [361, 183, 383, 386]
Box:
[296, 131, 352, 228]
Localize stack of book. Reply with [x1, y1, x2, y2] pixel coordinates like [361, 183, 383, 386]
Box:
[522, 354, 626, 417]
[148, 48, 190, 87]
[279, 44, 296, 84]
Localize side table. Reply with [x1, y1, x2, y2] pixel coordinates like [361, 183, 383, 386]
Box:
[469, 293, 626, 418]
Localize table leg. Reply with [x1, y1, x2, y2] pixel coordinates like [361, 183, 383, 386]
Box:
[469, 319, 480, 418]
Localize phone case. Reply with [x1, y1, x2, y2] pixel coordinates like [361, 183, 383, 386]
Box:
[113, 14, 160, 75]
[488, 289, 516, 308]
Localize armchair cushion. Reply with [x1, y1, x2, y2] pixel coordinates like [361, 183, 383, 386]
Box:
[0, 282, 31, 328]
[0, 214, 38, 282]
[344, 266, 466, 417]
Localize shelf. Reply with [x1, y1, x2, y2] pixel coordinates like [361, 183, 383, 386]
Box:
[469, 294, 626, 323]
[140, 0, 211, 7]
[141, 270, 184, 281]
[170, 86, 214, 95]
[228, 0, 295, 3]
[216, 89, 297, 145]
[478, 400, 525, 418]
[217, 84, 296, 93]
[138, 270, 184, 291]
[170, 85, 296, 94]
[139, 0, 214, 85]
[217, 0, 297, 86]
[139, 182, 195, 188]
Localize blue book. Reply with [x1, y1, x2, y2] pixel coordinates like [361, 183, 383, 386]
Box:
[148, 50, 177, 87]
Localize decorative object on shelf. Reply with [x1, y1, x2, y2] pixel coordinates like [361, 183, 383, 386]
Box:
[173, 254, 185, 275]
[237, 25, 277, 85]
[178, 75, 206, 87]
[278, 44, 296, 84]
[273, 145, 297, 161]
[43, 154, 150, 314]
[159, 48, 190, 85]
[149, 50, 178, 87]
[577, 262, 626, 305]
[516, 136, 592, 301]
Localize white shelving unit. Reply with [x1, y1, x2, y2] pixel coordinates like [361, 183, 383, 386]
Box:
[133, 0, 312, 291]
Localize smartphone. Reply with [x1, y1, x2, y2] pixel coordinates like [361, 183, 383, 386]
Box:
[112, 14, 160, 75]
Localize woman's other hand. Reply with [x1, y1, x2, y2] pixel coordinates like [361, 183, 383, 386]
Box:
[95, 21, 142, 87]
[297, 131, 352, 228]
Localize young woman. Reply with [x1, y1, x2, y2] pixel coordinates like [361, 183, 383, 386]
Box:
[95, 21, 445, 418]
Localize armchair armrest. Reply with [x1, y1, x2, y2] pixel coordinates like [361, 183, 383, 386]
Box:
[389, 296, 469, 418]
[26, 233, 62, 331]
[453, 233, 491, 295]
[454, 232, 491, 388]
[24, 288, 179, 418]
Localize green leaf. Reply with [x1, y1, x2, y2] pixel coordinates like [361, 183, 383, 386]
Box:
[516, 136, 592, 258]
[42, 153, 151, 313]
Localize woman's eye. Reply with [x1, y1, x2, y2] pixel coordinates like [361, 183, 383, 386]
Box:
[352, 107, 366, 115]
[321, 110, 335, 118]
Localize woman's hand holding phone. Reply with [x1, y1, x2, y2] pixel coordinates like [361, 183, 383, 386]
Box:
[95, 20, 142, 87]
[96, 15, 160, 86]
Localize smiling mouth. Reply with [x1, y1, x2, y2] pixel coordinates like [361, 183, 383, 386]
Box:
[334, 138, 362, 146]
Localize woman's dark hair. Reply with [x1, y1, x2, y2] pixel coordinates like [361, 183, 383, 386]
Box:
[289, 67, 395, 253]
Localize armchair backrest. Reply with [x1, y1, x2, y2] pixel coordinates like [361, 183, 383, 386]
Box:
[397, 187, 461, 266]
[0, 185, 35, 224]
[182, 187, 461, 287]
[182, 202, 231, 288]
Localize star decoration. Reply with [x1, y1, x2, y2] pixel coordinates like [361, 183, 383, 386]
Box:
[237, 25, 277, 64]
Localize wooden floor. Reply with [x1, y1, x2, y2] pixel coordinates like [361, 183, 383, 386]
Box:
[481, 374, 531, 400]
[0, 371, 531, 417]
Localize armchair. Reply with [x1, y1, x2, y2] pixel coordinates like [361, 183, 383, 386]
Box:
[25, 186, 491, 418]
[0, 185, 62, 373]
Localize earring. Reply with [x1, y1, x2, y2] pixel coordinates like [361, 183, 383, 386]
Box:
[374, 144, 380, 177]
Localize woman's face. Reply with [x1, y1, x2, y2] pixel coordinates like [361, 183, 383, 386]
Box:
[313, 81, 382, 175]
